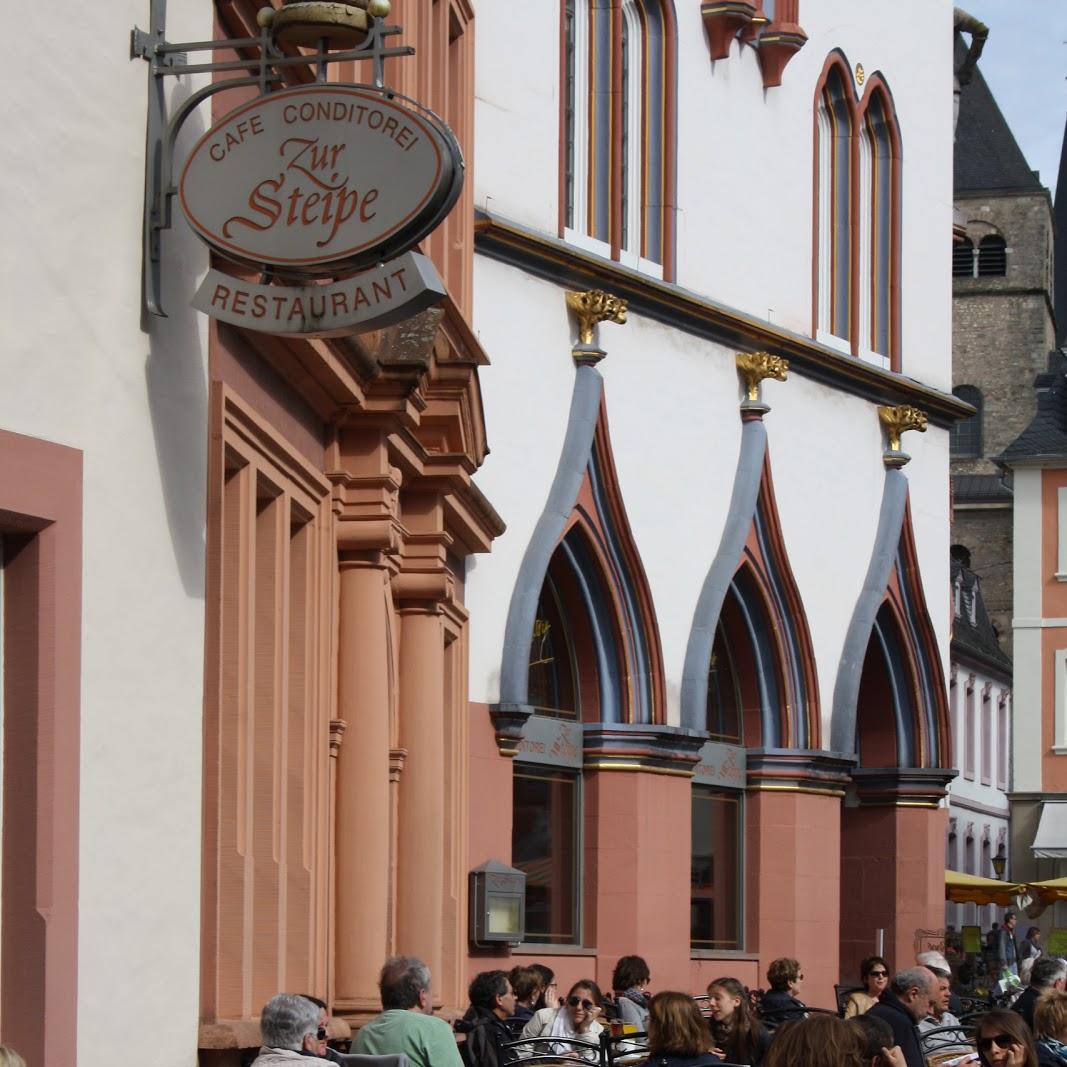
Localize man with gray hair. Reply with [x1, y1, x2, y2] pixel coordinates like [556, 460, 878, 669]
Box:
[251, 993, 335, 1066]
[1013, 956, 1067, 1031]
[354, 956, 463, 1067]
[868, 967, 939, 1067]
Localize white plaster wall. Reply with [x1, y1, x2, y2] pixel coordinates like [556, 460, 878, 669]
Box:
[3, 2, 210, 1064]
[467, 257, 915, 731]
[474, 0, 954, 391]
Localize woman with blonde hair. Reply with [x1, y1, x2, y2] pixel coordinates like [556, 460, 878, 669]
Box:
[1034, 990, 1067, 1067]
[646, 991, 720, 1067]
[0, 1047, 27, 1067]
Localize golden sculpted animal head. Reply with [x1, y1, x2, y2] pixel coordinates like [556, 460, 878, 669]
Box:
[736, 351, 789, 401]
[565, 290, 628, 345]
[878, 404, 928, 452]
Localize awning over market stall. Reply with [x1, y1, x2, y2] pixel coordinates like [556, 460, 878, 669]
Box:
[945, 869, 1026, 905]
[1028, 877, 1067, 904]
[1033, 803, 1067, 859]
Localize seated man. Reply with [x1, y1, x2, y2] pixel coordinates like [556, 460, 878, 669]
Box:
[251, 993, 335, 1066]
[918, 974, 974, 1063]
[355, 956, 464, 1067]
[869, 968, 939, 1067]
[456, 970, 516, 1067]
[1014, 957, 1067, 1031]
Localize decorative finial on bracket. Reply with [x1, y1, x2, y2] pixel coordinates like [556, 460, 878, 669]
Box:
[877, 404, 927, 467]
[736, 351, 788, 416]
[565, 289, 627, 365]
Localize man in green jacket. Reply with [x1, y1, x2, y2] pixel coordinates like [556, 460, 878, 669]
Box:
[355, 956, 464, 1067]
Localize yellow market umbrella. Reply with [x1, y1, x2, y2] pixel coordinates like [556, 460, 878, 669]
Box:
[1027, 878, 1067, 905]
[945, 869, 1026, 905]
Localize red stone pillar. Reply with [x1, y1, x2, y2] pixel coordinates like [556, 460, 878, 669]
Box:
[839, 770, 953, 980]
[334, 556, 394, 1019]
[745, 751, 853, 1009]
[583, 726, 704, 994]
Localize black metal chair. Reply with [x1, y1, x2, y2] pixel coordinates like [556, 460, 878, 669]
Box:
[496, 1031, 603, 1066]
[919, 1021, 978, 1066]
[834, 984, 864, 1018]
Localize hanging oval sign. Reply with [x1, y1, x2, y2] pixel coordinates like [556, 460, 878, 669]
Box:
[179, 84, 463, 274]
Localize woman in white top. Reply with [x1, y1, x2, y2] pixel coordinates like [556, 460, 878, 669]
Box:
[520, 979, 605, 1060]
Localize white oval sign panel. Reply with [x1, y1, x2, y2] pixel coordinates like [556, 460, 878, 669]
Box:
[179, 84, 462, 272]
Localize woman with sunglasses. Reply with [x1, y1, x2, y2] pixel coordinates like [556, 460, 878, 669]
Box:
[520, 979, 605, 1060]
[976, 1010, 1038, 1067]
[707, 977, 771, 1067]
[845, 957, 892, 1019]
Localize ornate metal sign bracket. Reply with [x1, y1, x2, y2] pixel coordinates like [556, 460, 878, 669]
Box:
[131, 0, 413, 316]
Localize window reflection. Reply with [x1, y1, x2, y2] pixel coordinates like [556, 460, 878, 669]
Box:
[513, 768, 579, 944]
[691, 787, 741, 950]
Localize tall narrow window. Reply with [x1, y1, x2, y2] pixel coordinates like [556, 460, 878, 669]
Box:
[562, 0, 673, 275]
[964, 678, 976, 780]
[814, 58, 901, 369]
[978, 235, 1007, 277]
[513, 767, 580, 944]
[953, 237, 975, 277]
[997, 694, 1009, 789]
[950, 386, 983, 458]
[528, 576, 579, 719]
[816, 64, 853, 343]
[690, 786, 741, 950]
[864, 91, 894, 359]
[981, 685, 992, 785]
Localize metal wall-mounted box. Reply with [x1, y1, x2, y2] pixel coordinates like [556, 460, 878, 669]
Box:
[469, 859, 526, 945]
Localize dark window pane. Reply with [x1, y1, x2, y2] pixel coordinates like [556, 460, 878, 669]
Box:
[528, 578, 578, 719]
[514, 769, 579, 944]
[707, 626, 742, 743]
[978, 235, 1006, 277]
[691, 787, 741, 950]
[950, 386, 982, 458]
[953, 238, 974, 277]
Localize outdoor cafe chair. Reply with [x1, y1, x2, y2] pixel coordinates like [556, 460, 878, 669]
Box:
[496, 1031, 603, 1066]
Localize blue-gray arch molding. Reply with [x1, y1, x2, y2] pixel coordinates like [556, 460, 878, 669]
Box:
[680, 420, 767, 732]
[830, 468, 945, 765]
[496, 363, 660, 724]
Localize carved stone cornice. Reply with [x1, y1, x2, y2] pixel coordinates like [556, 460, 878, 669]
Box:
[850, 767, 956, 808]
[565, 289, 627, 361]
[389, 747, 407, 782]
[581, 723, 706, 776]
[878, 404, 928, 468]
[489, 702, 535, 757]
[700, 1, 757, 61]
[746, 748, 856, 796]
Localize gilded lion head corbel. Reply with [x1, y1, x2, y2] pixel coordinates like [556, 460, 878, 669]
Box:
[878, 404, 927, 467]
[565, 290, 627, 363]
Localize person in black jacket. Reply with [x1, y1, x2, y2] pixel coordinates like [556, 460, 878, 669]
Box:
[1015, 958, 1067, 1032]
[759, 958, 806, 1024]
[867, 967, 938, 1067]
[707, 977, 771, 1067]
[456, 971, 516, 1067]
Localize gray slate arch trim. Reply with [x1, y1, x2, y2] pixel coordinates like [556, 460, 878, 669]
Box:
[498, 364, 604, 707]
[680, 419, 768, 732]
[829, 467, 908, 754]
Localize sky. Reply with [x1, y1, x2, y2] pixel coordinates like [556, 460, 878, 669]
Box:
[957, 1, 1067, 199]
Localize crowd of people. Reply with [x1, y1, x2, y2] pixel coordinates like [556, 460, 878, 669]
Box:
[242, 913, 1067, 1067]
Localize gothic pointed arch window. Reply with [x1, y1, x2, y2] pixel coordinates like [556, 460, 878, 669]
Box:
[562, 0, 675, 277]
[814, 57, 901, 370]
[692, 455, 818, 952]
[816, 59, 854, 345]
